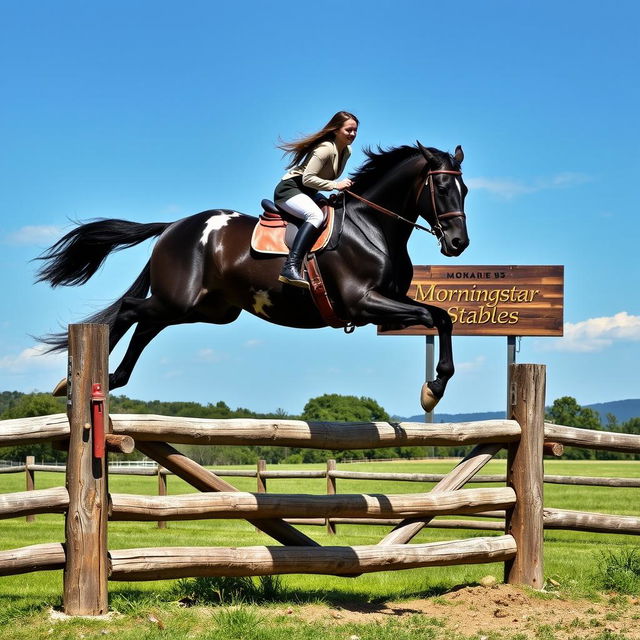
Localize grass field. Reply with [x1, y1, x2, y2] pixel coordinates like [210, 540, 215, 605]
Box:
[1, 458, 639, 639]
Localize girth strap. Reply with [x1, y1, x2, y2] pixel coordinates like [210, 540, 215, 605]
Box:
[305, 255, 347, 329]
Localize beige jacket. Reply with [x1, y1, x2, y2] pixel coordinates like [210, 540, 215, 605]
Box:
[281, 140, 352, 191]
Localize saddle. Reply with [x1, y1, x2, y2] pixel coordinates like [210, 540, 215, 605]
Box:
[250, 199, 337, 255]
[251, 197, 348, 329]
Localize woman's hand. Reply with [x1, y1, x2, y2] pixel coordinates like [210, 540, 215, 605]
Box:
[335, 179, 353, 191]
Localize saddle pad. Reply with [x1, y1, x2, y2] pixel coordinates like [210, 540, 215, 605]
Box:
[251, 206, 335, 255]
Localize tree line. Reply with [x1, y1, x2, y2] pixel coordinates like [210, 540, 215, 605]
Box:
[1, 390, 638, 464]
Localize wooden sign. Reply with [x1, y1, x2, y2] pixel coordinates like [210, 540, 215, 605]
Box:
[378, 265, 563, 337]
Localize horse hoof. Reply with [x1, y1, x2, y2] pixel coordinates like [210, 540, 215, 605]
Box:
[52, 378, 67, 397]
[420, 383, 440, 413]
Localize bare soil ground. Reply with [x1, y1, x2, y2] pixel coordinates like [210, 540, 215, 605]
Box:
[283, 584, 640, 639]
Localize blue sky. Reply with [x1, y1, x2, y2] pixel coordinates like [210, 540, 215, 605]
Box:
[1, 0, 638, 418]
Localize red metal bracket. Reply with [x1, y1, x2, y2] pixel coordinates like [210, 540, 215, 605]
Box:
[91, 383, 106, 459]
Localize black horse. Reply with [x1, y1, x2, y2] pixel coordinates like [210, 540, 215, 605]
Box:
[37, 142, 469, 411]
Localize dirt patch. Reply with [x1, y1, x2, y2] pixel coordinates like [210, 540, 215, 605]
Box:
[281, 583, 640, 638]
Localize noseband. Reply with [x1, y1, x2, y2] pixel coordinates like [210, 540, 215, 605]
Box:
[344, 168, 466, 238]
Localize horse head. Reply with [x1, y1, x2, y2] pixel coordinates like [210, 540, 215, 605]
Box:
[416, 141, 469, 257]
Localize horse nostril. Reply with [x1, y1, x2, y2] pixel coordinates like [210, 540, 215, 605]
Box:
[451, 237, 461, 248]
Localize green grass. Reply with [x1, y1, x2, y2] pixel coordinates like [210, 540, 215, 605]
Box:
[0, 459, 639, 636]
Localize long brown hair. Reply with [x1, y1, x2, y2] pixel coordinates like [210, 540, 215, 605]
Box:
[278, 111, 359, 169]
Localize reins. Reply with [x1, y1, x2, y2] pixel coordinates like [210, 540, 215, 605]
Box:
[344, 169, 465, 237]
[343, 189, 433, 234]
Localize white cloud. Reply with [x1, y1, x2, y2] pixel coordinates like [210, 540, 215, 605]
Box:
[6, 225, 63, 245]
[466, 178, 533, 199]
[456, 355, 486, 373]
[244, 339, 263, 348]
[548, 172, 590, 188]
[161, 204, 184, 215]
[0, 345, 65, 373]
[196, 348, 222, 363]
[468, 172, 590, 200]
[542, 312, 640, 352]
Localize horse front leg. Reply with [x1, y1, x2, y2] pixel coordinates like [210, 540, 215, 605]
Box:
[419, 305, 454, 413]
[351, 290, 441, 407]
[351, 291, 454, 412]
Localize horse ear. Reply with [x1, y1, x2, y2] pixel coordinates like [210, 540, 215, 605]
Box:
[416, 140, 436, 165]
[454, 145, 464, 164]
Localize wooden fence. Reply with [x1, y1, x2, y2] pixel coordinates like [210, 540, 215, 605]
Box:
[1, 323, 639, 616]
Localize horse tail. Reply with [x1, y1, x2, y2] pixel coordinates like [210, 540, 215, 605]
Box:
[39, 261, 152, 353]
[34, 218, 169, 287]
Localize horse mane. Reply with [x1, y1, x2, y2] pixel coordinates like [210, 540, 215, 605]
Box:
[350, 145, 454, 192]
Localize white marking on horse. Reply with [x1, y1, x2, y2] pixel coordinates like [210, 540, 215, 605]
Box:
[252, 290, 273, 318]
[455, 178, 462, 195]
[200, 212, 241, 245]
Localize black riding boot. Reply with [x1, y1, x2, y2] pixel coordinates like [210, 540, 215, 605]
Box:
[278, 222, 319, 288]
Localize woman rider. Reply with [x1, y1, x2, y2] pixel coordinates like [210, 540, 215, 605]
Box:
[274, 111, 358, 287]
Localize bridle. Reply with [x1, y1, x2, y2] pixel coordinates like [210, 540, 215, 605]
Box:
[421, 169, 466, 238]
[344, 168, 466, 239]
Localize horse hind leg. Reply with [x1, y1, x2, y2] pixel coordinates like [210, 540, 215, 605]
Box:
[51, 295, 166, 396]
[108, 293, 184, 390]
[109, 321, 167, 390]
[109, 292, 242, 390]
[108, 296, 146, 352]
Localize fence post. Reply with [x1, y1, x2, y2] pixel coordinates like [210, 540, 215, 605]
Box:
[326, 459, 337, 535]
[158, 466, 167, 529]
[257, 459, 267, 493]
[256, 459, 267, 532]
[505, 363, 545, 589]
[63, 323, 109, 615]
[25, 455, 35, 523]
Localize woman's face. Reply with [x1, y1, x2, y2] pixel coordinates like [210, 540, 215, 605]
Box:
[335, 118, 358, 147]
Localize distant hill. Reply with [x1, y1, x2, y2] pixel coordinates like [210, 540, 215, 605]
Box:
[398, 399, 640, 424]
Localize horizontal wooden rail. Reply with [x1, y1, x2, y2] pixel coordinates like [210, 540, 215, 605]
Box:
[0, 543, 66, 576]
[329, 470, 506, 483]
[108, 535, 517, 580]
[467, 510, 506, 518]
[0, 414, 70, 447]
[544, 475, 640, 488]
[113, 415, 521, 449]
[13, 464, 638, 489]
[284, 517, 505, 530]
[0, 465, 26, 474]
[5, 412, 639, 453]
[109, 487, 515, 521]
[544, 423, 640, 453]
[543, 508, 640, 535]
[28, 464, 67, 473]
[0, 487, 69, 519]
[259, 470, 326, 479]
[109, 467, 158, 476]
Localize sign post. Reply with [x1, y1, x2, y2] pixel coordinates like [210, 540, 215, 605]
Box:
[507, 335, 517, 417]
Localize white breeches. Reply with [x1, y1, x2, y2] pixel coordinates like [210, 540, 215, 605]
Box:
[278, 193, 324, 229]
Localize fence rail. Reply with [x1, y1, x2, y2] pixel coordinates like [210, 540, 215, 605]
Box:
[4, 458, 640, 489]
